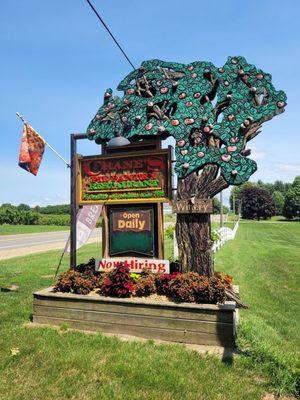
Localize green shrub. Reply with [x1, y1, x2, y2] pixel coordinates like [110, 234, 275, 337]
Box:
[211, 229, 220, 242]
[165, 224, 175, 240]
[0, 208, 39, 225]
[37, 214, 70, 226]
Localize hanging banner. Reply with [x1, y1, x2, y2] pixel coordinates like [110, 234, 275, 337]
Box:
[78, 149, 172, 204]
[65, 205, 102, 252]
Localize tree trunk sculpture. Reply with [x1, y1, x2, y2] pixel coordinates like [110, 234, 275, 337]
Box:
[86, 57, 287, 276]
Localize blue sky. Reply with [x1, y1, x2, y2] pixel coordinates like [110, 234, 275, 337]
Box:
[0, 0, 299, 206]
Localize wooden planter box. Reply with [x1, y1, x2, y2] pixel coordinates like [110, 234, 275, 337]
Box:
[33, 287, 237, 347]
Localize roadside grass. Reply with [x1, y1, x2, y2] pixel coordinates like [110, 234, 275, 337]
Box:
[215, 221, 300, 396]
[0, 224, 69, 235]
[0, 239, 264, 400]
[0, 222, 299, 398]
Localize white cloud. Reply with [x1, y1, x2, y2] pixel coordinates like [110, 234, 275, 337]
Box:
[276, 163, 300, 173]
[250, 148, 267, 161]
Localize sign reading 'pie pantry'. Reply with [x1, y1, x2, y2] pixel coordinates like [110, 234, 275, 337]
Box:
[78, 149, 171, 204]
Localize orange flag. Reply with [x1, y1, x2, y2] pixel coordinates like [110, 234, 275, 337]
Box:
[18, 124, 45, 176]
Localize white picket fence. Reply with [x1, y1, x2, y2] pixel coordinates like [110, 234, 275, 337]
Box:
[212, 220, 239, 253]
[173, 219, 239, 258]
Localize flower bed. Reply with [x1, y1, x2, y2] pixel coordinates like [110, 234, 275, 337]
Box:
[52, 259, 233, 305]
[32, 259, 237, 347]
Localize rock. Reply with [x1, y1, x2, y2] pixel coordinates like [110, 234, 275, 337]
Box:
[1, 285, 19, 292]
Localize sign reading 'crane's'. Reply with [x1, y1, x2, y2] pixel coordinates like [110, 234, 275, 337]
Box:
[78, 149, 171, 204]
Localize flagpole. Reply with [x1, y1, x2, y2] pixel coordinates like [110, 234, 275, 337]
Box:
[15, 112, 70, 168]
[44, 142, 70, 168]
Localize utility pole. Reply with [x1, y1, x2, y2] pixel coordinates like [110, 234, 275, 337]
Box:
[233, 192, 236, 222]
[220, 191, 223, 228]
[238, 199, 242, 220]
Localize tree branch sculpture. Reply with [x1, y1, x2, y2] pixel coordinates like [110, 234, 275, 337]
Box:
[87, 56, 286, 276]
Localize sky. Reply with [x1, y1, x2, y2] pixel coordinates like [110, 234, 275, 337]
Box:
[0, 0, 299, 206]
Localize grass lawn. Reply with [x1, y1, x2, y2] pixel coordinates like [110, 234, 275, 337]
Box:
[0, 224, 69, 235]
[215, 220, 300, 396]
[0, 222, 299, 399]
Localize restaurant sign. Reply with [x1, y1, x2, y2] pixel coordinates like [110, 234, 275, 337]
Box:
[78, 149, 171, 204]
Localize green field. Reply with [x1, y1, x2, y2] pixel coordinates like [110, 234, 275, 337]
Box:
[216, 220, 300, 396]
[0, 222, 299, 399]
[0, 225, 69, 235]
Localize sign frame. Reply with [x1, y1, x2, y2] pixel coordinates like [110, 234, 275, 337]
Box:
[77, 148, 172, 205]
[108, 204, 156, 257]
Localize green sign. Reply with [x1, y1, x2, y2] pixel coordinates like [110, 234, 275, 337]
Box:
[109, 205, 156, 257]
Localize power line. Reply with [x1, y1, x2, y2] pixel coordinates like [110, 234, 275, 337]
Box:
[85, 0, 136, 70]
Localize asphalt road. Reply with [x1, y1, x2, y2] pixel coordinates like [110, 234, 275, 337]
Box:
[0, 228, 101, 260]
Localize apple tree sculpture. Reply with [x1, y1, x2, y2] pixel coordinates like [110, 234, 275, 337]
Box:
[87, 56, 286, 276]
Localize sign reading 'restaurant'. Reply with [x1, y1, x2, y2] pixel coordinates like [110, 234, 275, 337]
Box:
[95, 258, 170, 274]
[78, 149, 171, 204]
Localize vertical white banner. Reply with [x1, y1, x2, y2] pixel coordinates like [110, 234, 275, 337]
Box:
[65, 205, 102, 252]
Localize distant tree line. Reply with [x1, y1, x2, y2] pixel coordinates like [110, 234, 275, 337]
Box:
[230, 176, 300, 220]
[0, 203, 105, 227]
[213, 198, 229, 215]
[0, 203, 70, 226]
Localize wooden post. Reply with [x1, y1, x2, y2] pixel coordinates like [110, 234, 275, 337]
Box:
[70, 133, 87, 270]
[102, 205, 109, 258]
[70, 134, 77, 270]
[157, 203, 164, 259]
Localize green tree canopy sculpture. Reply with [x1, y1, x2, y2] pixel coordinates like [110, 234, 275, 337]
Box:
[87, 56, 286, 275]
[87, 57, 286, 188]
